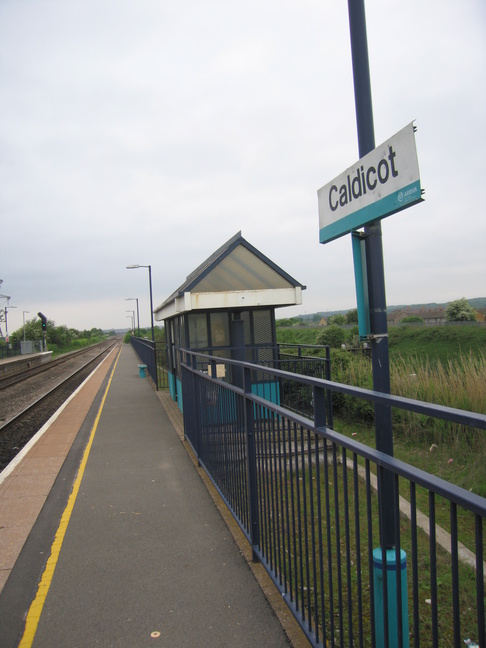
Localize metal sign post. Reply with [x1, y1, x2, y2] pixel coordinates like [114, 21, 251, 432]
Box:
[346, 0, 396, 551]
[346, 2, 416, 644]
[318, 0, 423, 560]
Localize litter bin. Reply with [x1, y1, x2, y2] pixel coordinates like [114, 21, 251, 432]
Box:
[138, 364, 147, 378]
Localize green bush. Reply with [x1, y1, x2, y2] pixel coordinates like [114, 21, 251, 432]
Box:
[316, 324, 347, 348]
[328, 313, 346, 326]
[446, 298, 477, 321]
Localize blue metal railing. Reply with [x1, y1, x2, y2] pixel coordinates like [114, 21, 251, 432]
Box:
[129, 337, 170, 390]
[179, 343, 332, 422]
[180, 348, 486, 648]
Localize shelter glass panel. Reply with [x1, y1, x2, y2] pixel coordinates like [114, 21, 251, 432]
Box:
[179, 315, 186, 348]
[188, 313, 209, 349]
[253, 309, 273, 345]
[253, 309, 274, 371]
[166, 319, 175, 372]
[173, 316, 182, 378]
[240, 311, 251, 345]
[210, 312, 230, 347]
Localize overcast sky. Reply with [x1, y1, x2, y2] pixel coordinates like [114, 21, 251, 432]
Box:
[1, 0, 485, 333]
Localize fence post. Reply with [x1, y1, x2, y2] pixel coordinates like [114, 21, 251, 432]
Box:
[313, 384, 327, 430]
[324, 346, 333, 428]
[243, 365, 260, 562]
[153, 342, 159, 390]
[191, 354, 202, 464]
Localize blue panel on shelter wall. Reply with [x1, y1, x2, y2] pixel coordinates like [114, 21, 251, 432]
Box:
[176, 378, 183, 412]
[168, 372, 176, 401]
[251, 381, 281, 420]
[251, 381, 280, 406]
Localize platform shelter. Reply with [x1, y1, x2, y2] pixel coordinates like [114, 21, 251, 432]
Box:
[153, 232, 305, 410]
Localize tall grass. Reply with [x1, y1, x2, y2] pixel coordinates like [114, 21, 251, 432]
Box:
[390, 351, 486, 413]
[390, 352, 486, 454]
[330, 350, 485, 425]
[330, 350, 486, 496]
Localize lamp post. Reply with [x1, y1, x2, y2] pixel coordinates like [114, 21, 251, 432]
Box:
[5, 304, 17, 350]
[126, 265, 154, 342]
[125, 310, 135, 333]
[125, 298, 140, 336]
[0, 293, 10, 339]
[23, 310, 30, 342]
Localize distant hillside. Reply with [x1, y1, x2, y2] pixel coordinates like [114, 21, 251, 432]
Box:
[296, 297, 486, 321]
[470, 297, 486, 309]
[387, 297, 486, 312]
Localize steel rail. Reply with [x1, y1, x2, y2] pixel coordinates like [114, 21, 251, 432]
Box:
[0, 341, 120, 440]
[0, 338, 120, 390]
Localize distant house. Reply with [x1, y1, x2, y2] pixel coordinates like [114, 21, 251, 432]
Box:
[412, 308, 447, 325]
[318, 317, 328, 327]
[387, 308, 447, 326]
[473, 308, 486, 322]
[387, 310, 409, 326]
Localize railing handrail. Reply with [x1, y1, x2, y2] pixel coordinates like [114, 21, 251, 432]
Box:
[181, 347, 486, 430]
[181, 355, 486, 520]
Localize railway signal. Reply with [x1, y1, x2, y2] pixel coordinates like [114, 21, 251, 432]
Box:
[37, 312, 47, 350]
[37, 312, 47, 331]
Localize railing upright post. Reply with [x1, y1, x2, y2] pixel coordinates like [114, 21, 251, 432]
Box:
[191, 353, 201, 463]
[152, 340, 158, 390]
[243, 365, 260, 562]
[325, 345, 333, 428]
[313, 385, 327, 431]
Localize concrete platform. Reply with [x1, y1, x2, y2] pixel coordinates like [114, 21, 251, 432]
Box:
[0, 352, 52, 379]
[0, 344, 306, 647]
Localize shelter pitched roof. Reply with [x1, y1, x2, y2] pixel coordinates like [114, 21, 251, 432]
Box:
[154, 232, 305, 320]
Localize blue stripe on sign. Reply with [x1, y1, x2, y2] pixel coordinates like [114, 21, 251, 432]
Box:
[320, 180, 422, 244]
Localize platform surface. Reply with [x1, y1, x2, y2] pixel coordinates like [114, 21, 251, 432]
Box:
[0, 344, 295, 647]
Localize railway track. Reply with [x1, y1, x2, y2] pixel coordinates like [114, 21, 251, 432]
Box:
[0, 340, 118, 390]
[0, 338, 121, 472]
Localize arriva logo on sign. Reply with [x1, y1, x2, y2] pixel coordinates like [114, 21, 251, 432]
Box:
[318, 122, 423, 244]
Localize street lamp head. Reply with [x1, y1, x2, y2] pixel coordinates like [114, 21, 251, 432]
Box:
[126, 264, 140, 269]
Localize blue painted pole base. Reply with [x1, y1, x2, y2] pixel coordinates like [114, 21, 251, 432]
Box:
[373, 548, 409, 648]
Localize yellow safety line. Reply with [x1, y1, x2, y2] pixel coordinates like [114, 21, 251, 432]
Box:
[19, 347, 122, 648]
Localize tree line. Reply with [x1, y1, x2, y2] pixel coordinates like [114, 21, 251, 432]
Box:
[3, 317, 110, 353]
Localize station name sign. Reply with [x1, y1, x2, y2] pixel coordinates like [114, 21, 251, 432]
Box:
[318, 122, 422, 244]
